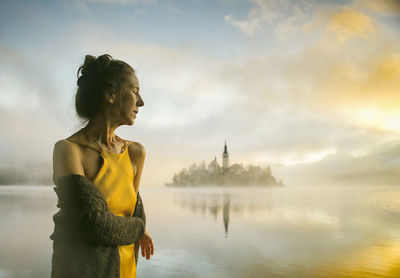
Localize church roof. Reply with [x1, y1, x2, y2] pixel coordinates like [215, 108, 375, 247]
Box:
[208, 157, 220, 168]
[223, 140, 228, 154]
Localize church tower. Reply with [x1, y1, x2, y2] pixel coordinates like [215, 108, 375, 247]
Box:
[222, 140, 229, 172]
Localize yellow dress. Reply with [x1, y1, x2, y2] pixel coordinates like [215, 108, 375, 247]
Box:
[67, 135, 138, 278]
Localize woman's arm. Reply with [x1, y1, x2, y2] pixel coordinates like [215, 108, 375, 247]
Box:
[133, 191, 146, 264]
[53, 139, 85, 183]
[129, 141, 156, 263]
[51, 140, 145, 246]
[129, 141, 146, 196]
[129, 142, 148, 263]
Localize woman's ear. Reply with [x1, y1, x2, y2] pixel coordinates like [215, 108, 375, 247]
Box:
[104, 89, 116, 104]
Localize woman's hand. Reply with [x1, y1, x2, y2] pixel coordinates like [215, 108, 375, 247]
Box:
[139, 228, 154, 260]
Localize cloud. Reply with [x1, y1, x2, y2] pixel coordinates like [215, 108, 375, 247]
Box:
[223, 0, 395, 42]
[0, 44, 75, 121]
[224, 0, 312, 38]
[326, 7, 377, 42]
[287, 39, 400, 134]
[0, 46, 78, 166]
[224, 14, 261, 36]
[222, 1, 400, 133]
[217, 0, 400, 172]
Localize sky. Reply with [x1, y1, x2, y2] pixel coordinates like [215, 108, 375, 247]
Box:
[0, 0, 399, 186]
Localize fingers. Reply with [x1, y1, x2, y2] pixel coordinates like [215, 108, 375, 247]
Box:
[140, 240, 149, 259]
[139, 235, 155, 260]
[140, 241, 145, 258]
[142, 240, 154, 260]
[146, 239, 151, 260]
[150, 237, 154, 255]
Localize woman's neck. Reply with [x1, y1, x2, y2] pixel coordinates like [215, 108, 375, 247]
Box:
[83, 113, 120, 148]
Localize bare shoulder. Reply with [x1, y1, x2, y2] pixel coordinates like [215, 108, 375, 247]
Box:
[54, 139, 80, 154]
[127, 140, 146, 162]
[126, 140, 146, 187]
[53, 139, 82, 164]
[53, 139, 85, 184]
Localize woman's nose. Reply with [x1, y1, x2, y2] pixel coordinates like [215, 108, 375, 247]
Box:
[137, 95, 144, 107]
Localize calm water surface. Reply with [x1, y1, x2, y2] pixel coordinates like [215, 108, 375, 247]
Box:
[0, 184, 399, 277]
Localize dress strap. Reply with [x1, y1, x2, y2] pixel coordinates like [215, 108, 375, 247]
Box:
[115, 135, 131, 153]
[66, 130, 130, 155]
[65, 136, 103, 153]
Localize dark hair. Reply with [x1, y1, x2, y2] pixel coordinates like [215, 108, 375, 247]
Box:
[75, 54, 135, 120]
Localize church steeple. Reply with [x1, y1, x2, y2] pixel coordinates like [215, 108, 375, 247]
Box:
[222, 139, 229, 171]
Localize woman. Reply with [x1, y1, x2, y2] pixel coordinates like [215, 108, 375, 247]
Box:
[50, 54, 154, 278]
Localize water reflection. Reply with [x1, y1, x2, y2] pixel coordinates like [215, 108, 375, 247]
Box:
[168, 186, 400, 277]
[173, 192, 232, 237]
[223, 194, 230, 237]
[1, 185, 400, 277]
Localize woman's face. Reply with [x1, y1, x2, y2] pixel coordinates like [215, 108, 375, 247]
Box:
[114, 71, 144, 126]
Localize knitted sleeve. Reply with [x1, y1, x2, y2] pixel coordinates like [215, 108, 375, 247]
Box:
[52, 174, 145, 246]
[133, 191, 146, 265]
[134, 191, 146, 226]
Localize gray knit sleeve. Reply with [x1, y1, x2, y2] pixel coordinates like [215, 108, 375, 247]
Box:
[133, 191, 146, 265]
[134, 191, 146, 226]
[53, 174, 145, 246]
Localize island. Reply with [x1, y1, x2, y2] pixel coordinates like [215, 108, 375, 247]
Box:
[165, 141, 284, 187]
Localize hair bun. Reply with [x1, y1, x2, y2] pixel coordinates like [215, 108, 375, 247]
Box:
[76, 54, 113, 79]
[95, 54, 113, 72]
[79, 55, 95, 76]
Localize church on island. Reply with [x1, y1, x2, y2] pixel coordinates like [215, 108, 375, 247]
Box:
[165, 141, 284, 187]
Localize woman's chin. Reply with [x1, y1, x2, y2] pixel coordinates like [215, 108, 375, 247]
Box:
[120, 118, 135, 126]
[119, 114, 136, 126]
[128, 118, 135, 126]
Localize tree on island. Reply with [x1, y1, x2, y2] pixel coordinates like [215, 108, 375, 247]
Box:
[165, 142, 284, 187]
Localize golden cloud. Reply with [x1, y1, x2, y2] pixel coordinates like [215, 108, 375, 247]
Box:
[326, 7, 377, 42]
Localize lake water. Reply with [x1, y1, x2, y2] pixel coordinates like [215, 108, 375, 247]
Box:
[1, 184, 400, 278]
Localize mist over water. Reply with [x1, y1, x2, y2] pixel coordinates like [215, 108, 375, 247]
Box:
[1, 184, 399, 277]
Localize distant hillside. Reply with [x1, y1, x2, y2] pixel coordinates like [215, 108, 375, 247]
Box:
[0, 163, 52, 185]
